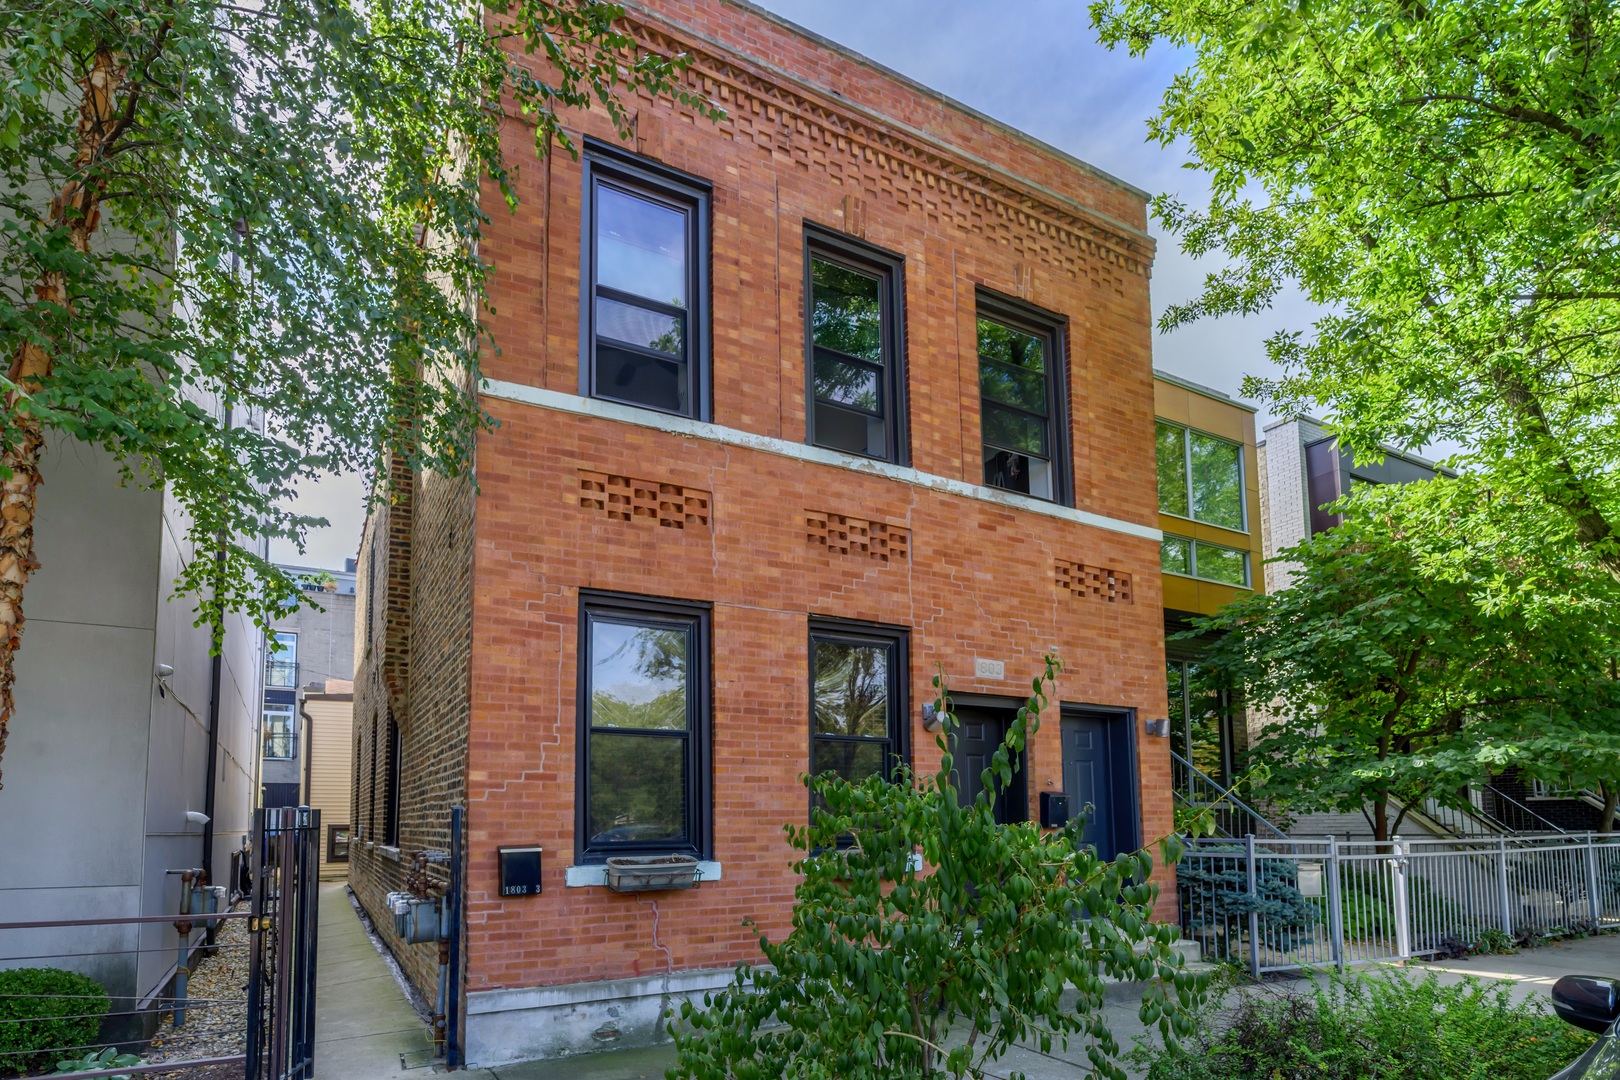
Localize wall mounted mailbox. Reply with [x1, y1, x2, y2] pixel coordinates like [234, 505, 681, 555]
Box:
[1039, 791, 1071, 828]
[498, 846, 543, 897]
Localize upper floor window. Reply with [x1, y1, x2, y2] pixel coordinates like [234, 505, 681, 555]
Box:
[578, 593, 710, 862]
[804, 228, 906, 462]
[809, 621, 909, 799]
[265, 631, 298, 688]
[977, 294, 1068, 504]
[1156, 421, 1244, 531]
[262, 703, 296, 760]
[1161, 535, 1250, 587]
[582, 144, 710, 419]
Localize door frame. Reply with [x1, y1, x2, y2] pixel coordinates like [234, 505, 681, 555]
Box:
[948, 693, 1030, 824]
[1058, 703, 1142, 858]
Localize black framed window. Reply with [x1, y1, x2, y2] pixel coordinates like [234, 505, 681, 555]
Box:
[578, 594, 711, 862]
[582, 143, 710, 419]
[327, 824, 351, 863]
[367, 715, 378, 838]
[804, 227, 907, 462]
[383, 715, 400, 846]
[977, 293, 1069, 504]
[809, 621, 909, 800]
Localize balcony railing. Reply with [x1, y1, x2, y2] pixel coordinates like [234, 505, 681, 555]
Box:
[265, 658, 299, 688]
[263, 730, 298, 760]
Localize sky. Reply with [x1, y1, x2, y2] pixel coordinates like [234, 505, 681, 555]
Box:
[271, 0, 1319, 571]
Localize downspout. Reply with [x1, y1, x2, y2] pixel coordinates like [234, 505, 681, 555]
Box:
[301, 694, 315, 806]
[200, 404, 230, 883]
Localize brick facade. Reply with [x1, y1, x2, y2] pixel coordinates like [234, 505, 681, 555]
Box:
[350, 0, 1179, 1063]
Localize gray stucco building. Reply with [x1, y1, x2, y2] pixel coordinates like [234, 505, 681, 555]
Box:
[0, 431, 264, 1025]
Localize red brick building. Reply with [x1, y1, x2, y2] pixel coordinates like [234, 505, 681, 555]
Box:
[349, 0, 1176, 1065]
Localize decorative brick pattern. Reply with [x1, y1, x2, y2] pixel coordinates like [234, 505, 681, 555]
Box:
[578, 470, 711, 529]
[805, 510, 910, 562]
[1054, 559, 1134, 604]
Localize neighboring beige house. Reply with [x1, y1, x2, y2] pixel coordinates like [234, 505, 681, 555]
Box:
[301, 679, 355, 878]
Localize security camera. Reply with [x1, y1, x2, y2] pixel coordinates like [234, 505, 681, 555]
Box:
[155, 663, 174, 678]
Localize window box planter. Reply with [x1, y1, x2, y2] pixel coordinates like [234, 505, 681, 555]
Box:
[605, 854, 700, 892]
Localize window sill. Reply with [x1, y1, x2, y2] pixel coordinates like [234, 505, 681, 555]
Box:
[565, 861, 722, 888]
[376, 845, 401, 863]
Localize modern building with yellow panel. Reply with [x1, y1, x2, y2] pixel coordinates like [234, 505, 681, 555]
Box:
[1152, 370, 1265, 790]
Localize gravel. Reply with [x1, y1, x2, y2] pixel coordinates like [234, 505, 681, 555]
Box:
[141, 908, 251, 1079]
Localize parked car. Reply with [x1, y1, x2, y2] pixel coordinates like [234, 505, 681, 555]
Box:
[1552, 976, 1620, 1079]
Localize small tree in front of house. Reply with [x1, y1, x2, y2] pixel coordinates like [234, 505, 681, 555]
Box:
[668, 656, 1206, 1080]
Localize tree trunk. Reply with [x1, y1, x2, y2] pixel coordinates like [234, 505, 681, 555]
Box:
[0, 46, 124, 788]
[1601, 783, 1618, 835]
[1372, 797, 1389, 844]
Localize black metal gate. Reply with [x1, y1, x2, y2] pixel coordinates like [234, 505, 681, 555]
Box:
[246, 805, 321, 1080]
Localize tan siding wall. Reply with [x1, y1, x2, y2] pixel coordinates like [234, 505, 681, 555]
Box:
[305, 696, 354, 877]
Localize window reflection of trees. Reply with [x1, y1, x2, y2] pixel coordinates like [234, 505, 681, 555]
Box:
[812, 641, 891, 785]
[811, 259, 883, 411]
[587, 623, 692, 848]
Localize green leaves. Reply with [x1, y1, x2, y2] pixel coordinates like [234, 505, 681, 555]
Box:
[1093, 0, 1620, 583]
[1190, 482, 1620, 839]
[669, 657, 1208, 1079]
[0, 0, 714, 645]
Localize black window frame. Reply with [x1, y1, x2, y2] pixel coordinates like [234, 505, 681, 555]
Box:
[382, 714, 401, 847]
[803, 224, 908, 465]
[579, 140, 712, 421]
[327, 823, 351, 864]
[975, 289, 1072, 506]
[807, 618, 910, 824]
[576, 591, 713, 864]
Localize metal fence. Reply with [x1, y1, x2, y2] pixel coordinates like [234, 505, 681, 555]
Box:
[1180, 832, 1620, 977]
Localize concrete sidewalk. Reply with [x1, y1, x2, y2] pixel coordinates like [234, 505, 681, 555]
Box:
[312, 881, 1620, 1079]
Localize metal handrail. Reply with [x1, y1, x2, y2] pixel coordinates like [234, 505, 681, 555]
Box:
[1170, 749, 1288, 839]
[1479, 784, 1569, 834]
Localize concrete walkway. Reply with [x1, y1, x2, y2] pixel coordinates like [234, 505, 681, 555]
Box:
[311, 882, 1620, 1079]
[313, 882, 447, 1079]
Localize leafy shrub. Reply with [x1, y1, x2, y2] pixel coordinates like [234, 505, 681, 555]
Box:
[0, 967, 108, 1074]
[670, 658, 1207, 1080]
[1178, 845, 1316, 954]
[1134, 970, 1594, 1080]
[54, 1047, 140, 1079]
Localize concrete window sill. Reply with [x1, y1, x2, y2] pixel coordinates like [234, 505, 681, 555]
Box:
[376, 845, 402, 863]
[565, 862, 723, 888]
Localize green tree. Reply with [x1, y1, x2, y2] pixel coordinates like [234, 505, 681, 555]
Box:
[1091, 0, 1620, 582]
[669, 658, 1207, 1080]
[0, 0, 716, 784]
[1193, 484, 1620, 841]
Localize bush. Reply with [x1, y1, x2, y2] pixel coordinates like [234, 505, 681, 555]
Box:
[1134, 970, 1595, 1080]
[670, 658, 1207, 1080]
[0, 967, 109, 1075]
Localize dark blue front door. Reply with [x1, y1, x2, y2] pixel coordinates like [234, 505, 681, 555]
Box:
[1061, 712, 1119, 861]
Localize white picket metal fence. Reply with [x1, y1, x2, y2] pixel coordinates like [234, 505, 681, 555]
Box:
[1178, 833, 1620, 977]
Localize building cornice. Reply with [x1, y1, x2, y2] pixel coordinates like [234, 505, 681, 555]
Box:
[599, 5, 1156, 278]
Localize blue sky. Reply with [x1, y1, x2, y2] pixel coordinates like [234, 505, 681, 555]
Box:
[274, 0, 1315, 569]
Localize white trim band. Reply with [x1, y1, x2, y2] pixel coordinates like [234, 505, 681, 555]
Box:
[480, 380, 1162, 543]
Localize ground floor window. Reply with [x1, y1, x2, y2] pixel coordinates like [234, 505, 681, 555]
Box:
[809, 621, 908, 793]
[577, 593, 711, 862]
[327, 824, 351, 863]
